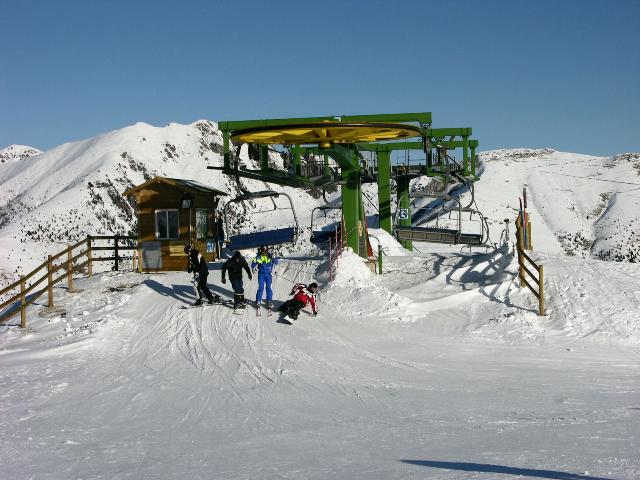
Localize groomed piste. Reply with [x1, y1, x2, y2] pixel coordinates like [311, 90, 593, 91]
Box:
[1, 227, 639, 478]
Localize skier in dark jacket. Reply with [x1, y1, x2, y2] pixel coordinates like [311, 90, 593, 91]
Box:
[278, 282, 318, 320]
[221, 251, 252, 308]
[184, 245, 219, 306]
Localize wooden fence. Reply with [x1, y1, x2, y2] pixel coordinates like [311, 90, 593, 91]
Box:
[515, 215, 545, 315]
[0, 235, 138, 328]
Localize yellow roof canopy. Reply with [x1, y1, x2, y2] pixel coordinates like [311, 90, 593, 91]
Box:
[230, 122, 422, 147]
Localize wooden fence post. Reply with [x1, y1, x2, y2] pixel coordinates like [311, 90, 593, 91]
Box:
[67, 244, 74, 292]
[114, 235, 119, 271]
[516, 224, 524, 286]
[328, 236, 333, 283]
[47, 255, 54, 307]
[539, 265, 545, 316]
[527, 221, 533, 250]
[87, 235, 93, 277]
[20, 275, 27, 329]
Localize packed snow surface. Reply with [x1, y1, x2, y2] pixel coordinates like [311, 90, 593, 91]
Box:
[1, 245, 639, 479]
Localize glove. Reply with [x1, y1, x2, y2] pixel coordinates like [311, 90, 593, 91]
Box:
[248, 274, 252, 281]
[221, 277, 226, 284]
[313, 311, 318, 316]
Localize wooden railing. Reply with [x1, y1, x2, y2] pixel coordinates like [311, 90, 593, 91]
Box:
[0, 235, 138, 328]
[515, 215, 545, 315]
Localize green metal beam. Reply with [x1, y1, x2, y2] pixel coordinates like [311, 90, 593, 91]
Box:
[357, 138, 478, 153]
[219, 116, 337, 132]
[340, 112, 431, 124]
[426, 127, 472, 138]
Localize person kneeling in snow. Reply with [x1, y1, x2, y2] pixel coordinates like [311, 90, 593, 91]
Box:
[278, 282, 318, 320]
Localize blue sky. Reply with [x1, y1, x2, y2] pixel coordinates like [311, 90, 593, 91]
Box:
[1, 0, 639, 156]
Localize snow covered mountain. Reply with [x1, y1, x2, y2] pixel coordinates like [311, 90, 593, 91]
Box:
[0, 121, 332, 282]
[0, 144, 42, 165]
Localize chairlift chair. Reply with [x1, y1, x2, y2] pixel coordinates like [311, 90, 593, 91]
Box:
[310, 204, 342, 244]
[395, 191, 488, 247]
[223, 190, 299, 251]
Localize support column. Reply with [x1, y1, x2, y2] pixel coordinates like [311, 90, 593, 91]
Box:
[260, 146, 269, 170]
[462, 135, 469, 176]
[342, 170, 361, 256]
[292, 145, 302, 175]
[397, 176, 413, 251]
[470, 144, 477, 179]
[324, 145, 365, 257]
[223, 131, 230, 169]
[377, 150, 392, 234]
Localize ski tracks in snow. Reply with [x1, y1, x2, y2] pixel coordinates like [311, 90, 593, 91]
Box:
[546, 255, 640, 357]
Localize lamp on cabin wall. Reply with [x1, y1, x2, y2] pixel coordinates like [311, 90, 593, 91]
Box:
[181, 192, 193, 209]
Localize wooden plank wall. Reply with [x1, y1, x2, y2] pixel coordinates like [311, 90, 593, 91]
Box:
[132, 183, 220, 271]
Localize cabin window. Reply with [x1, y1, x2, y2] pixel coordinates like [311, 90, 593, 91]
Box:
[196, 208, 209, 240]
[155, 209, 179, 239]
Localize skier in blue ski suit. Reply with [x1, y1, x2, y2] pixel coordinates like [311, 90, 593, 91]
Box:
[251, 245, 279, 306]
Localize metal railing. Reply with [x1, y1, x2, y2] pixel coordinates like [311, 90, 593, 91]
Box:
[0, 235, 138, 328]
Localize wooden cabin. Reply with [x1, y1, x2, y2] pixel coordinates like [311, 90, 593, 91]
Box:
[123, 177, 227, 271]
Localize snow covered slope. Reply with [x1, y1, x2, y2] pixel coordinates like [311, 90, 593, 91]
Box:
[1, 235, 639, 478]
[411, 149, 640, 262]
[478, 149, 640, 262]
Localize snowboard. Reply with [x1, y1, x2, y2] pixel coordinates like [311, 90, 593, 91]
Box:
[181, 298, 231, 309]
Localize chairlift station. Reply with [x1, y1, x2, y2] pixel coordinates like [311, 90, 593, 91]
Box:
[210, 112, 483, 257]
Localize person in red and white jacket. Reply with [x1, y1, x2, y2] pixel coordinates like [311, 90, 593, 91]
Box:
[278, 282, 318, 320]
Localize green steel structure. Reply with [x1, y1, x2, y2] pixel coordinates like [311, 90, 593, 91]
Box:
[210, 113, 478, 256]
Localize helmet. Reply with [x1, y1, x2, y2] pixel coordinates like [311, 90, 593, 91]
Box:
[308, 282, 318, 291]
[259, 245, 268, 252]
[184, 245, 192, 254]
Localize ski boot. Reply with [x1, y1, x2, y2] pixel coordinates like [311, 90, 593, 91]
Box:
[233, 293, 243, 309]
[238, 294, 246, 309]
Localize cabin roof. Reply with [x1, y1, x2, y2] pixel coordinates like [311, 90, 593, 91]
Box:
[123, 176, 228, 197]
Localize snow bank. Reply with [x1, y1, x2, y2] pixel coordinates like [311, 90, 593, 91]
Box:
[330, 248, 375, 287]
[367, 228, 411, 256]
